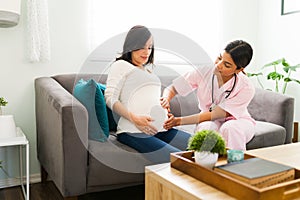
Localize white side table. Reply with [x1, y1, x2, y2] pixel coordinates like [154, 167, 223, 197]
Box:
[0, 127, 29, 200]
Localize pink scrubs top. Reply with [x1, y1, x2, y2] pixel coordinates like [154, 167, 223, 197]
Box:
[172, 66, 256, 150]
[172, 66, 255, 124]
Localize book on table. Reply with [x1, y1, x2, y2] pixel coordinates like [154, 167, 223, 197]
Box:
[214, 157, 295, 188]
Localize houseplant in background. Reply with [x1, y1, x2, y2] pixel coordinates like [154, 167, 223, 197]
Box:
[0, 97, 16, 138]
[187, 130, 226, 169]
[0, 97, 8, 115]
[248, 58, 300, 142]
[247, 58, 300, 94]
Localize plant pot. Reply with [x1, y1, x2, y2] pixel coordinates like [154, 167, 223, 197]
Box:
[0, 115, 17, 138]
[194, 151, 218, 169]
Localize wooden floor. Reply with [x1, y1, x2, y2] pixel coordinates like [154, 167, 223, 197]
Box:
[0, 181, 145, 200]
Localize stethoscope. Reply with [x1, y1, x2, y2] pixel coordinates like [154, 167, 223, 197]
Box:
[209, 73, 237, 112]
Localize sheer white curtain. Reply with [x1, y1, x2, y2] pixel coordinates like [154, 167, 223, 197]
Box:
[27, 0, 50, 62]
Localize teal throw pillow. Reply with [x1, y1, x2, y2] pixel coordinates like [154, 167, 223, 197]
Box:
[74, 79, 109, 142]
[94, 82, 110, 136]
[96, 83, 119, 131]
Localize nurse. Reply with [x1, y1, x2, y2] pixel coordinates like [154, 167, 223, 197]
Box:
[161, 40, 255, 150]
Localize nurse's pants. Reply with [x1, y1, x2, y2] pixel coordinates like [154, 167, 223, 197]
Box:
[196, 119, 255, 150]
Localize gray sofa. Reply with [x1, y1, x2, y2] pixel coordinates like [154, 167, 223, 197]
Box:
[34, 73, 294, 198]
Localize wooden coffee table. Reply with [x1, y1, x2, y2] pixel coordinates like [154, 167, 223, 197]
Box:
[145, 142, 300, 200]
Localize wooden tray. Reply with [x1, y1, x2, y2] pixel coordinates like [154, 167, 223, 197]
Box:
[170, 151, 300, 200]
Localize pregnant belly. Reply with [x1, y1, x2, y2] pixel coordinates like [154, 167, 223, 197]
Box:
[127, 85, 168, 131]
[149, 105, 168, 131]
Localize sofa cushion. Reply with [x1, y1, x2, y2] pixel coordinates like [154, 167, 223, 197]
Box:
[74, 79, 109, 141]
[87, 136, 150, 187]
[96, 83, 119, 131]
[95, 83, 110, 136]
[52, 73, 108, 94]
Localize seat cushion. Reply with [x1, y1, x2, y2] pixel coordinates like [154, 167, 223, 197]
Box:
[246, 121, 286, 150]
[87, 136, 151, 189]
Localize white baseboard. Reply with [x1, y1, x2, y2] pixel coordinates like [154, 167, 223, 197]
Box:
[0, 173, 41, 189]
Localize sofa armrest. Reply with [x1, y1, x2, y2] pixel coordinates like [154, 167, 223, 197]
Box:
[35, 77, 88, 197]
[248, 88, 294, 144]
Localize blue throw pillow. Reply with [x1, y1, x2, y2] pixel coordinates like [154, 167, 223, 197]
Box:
[74, 79, 109, 142]
[96, 83, 119, 131]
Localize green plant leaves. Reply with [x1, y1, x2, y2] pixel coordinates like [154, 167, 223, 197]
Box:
[283, 64, 300, 73]
[262, 58, 285, 68]
[187, 130, 226, 155]
[248, 58, 300, 94]
[282, 59, 290, 67]
[247, 72, 263, 77]
[266, 72, 284, 80]
[0, 97, 8, 107]
[287, 77, 300, 84]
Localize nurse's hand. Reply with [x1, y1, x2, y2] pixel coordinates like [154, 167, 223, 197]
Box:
[163, 113, 180, 130]
[160, 97, 170, 113]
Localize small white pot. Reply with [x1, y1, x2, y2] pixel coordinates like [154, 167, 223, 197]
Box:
[194, 151, 218, 169]
[0, 115, 17, 138]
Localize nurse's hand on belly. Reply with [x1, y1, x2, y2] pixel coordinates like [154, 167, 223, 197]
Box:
[163, 113, 180, 130]
[160, 97, 170, 113]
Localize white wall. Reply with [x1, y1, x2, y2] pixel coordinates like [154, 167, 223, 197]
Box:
[89, 0, 223, 60]
[256, 0, 300, 124]
[220, 0, 259, 65]
[221, 0, 300, 135]
[0, 0, 299, 183]
[0, 0, 90, 178]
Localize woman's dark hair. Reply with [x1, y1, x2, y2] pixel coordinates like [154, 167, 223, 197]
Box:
[116, 25, 154, 65]
[224, 40, 253, 69]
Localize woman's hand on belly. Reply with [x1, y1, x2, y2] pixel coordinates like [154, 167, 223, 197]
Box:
[130, 113, 158, 135]
[136, 124, 158, 135]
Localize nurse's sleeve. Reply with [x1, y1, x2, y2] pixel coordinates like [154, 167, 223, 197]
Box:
[172, 69, 203, 97]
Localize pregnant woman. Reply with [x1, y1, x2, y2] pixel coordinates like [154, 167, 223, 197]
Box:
[105, 25, 191, 163]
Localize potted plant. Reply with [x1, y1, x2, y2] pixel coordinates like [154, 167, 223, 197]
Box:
[0, 97, 16, 138]
[247, 58, 300, 94]
[0, 97, 8, 115]
[187, 130, 226, 169]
